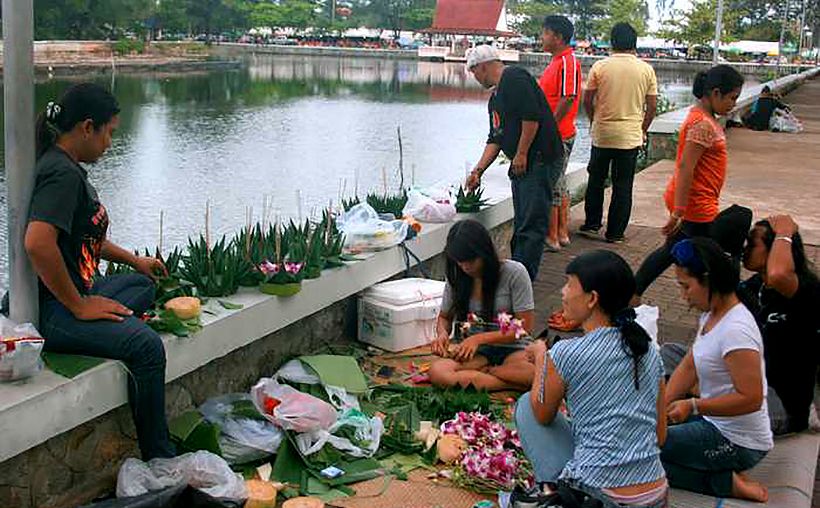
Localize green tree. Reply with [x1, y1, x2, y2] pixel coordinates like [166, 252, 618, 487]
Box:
[657, 0, 739, 46]
[508, 0, 559, 37]
[598, 0, 649, 37]
[249, 0, 317, 29]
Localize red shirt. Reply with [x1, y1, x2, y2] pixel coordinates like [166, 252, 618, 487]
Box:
[538, 47, 582, 141]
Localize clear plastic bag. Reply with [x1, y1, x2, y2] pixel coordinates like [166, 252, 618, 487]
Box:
[117, 451, 247, 501]
[251, 378, 337, 433]
[0, 317, 44, 382]
[199, 394, 284, 465]
[770, 109, 803, 133]
[294, 408, 384, 458]
[338, 203, 409, 252]
[634, 305, 659, 350]
[402, 189, 457, 223]
[274, 360, 359, 411]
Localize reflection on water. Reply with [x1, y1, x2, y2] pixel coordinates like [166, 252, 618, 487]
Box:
[0, 55, 709, 287]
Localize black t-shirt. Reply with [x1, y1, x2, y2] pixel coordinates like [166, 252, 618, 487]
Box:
[28, 147, 110, 300]
[739, 273, 819, 432]
[487, 66, 563, 165]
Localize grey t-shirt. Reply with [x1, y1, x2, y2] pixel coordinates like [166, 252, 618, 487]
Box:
[440, 260, 534, 317]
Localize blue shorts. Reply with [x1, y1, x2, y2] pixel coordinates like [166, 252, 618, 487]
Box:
[477, 341, 528, 366]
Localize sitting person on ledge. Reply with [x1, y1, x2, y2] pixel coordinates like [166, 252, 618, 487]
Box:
[24, 83, 175, 460]
[429, 219, 535, 391]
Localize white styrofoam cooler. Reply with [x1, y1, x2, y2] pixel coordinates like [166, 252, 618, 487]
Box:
[358, 278, 445, 352]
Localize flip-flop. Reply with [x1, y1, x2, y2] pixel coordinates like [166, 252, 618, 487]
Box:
[548, 309, 581, 332]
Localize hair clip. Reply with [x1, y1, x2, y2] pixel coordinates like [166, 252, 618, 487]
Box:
[45, 101, 62, 122]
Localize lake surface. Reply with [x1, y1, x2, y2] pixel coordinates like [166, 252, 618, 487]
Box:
[0, 54, 724, 288]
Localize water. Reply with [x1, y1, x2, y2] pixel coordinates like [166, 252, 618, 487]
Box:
[0, 54, 707, 287]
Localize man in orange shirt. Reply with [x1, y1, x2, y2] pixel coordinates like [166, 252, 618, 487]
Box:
[538, 15, 582, 251]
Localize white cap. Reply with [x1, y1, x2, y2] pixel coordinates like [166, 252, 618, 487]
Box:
[466, 45, 501, 69]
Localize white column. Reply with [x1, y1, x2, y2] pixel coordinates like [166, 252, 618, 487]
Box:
[3, 0, 39, 325]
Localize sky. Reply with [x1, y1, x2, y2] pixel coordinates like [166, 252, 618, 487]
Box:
[649, 0, 694, 32]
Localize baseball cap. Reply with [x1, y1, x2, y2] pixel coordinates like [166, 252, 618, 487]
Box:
[466, 45, 501, 69]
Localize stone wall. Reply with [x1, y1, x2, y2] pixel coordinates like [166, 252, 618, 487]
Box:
[0, 221, 512, 508]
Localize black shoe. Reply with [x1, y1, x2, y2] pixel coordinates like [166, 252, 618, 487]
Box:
[605, 235, 625, 244]
[577, 225, 601, 239]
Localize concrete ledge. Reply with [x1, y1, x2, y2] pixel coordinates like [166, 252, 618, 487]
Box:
[0, 169, 514, 464]
[670, 432, 819, 508]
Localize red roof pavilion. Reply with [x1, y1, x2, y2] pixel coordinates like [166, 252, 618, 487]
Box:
[421, 0, 518, 37]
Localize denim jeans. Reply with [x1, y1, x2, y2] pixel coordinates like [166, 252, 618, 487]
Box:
[40, 274, 175, 460]
[634, 220, 712, 296]
[661, 416, 767, 497]
[510, 156, 561, 280]
[583, 146, 640, 240]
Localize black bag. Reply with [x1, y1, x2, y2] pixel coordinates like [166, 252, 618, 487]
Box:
[78, 484, 243, 508]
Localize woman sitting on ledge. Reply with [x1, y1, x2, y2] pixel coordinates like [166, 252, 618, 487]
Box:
[516, 250, 668, 507]
[24, 83, 174, 460]
[663, 238, 772, 502]
[429, 220, 535, 391]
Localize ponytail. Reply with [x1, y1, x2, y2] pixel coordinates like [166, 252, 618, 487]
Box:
[613, 308, 651, 390]
[35, 83, 120, 159]
[566, 250, 651, 390]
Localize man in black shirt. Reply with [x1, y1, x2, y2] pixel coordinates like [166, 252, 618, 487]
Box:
[743, 86, 789, 131]
[465, 45, 564, 280]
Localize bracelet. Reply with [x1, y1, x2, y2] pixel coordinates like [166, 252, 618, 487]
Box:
[775, 236, 793, 244]
[690, 397, 699, 416]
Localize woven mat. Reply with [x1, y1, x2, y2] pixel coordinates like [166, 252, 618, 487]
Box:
[328, 469, 490, 508]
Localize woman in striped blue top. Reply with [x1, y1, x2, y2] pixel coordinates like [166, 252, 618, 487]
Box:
[516, 250, 668, 507]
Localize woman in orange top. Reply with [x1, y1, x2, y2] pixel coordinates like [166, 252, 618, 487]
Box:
[634, 65, 744, 297]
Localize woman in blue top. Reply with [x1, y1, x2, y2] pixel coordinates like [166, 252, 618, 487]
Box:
[516, 250, 668, 507]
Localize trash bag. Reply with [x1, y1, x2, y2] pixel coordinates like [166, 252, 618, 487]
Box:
[251, 378, 337, 433]
[116, 451, 247, 501]
[0, 317, 44, 381]
[402, 189, 457, 224]
[338, 203, 409, 252]
[274, 359, 360, 411]
[294, 408, 384, 459]
[199, 394, 284, 465]
[80, 483, 243, 508]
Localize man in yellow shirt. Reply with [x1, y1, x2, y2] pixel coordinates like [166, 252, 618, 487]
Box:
[580, 22, 658, 243]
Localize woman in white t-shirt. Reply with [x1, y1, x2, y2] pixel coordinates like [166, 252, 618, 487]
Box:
[663, 238, 773, 502]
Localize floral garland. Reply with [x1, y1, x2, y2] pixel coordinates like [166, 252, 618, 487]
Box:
[459, 311, 527, 339]
[440, 412, 534, 494]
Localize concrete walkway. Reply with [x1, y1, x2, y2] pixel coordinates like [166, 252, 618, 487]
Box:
[533, 74, 820, 507]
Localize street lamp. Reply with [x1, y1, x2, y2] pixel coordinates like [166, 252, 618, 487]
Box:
[713, 0, 724, 64]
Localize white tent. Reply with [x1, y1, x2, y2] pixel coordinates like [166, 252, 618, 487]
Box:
[721, 40, 780, 55]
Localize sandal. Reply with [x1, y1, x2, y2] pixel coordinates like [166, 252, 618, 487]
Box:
[548, 309, 581, 332]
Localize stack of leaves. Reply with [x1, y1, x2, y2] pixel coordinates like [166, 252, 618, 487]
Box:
[234, 223, 275, 287]
[343, 192, 409, 219]
[146, 308, 202, 337]
[181, 235, 249, 297]
[455, 185, 489, 213]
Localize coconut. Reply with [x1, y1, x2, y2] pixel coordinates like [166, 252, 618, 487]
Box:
[282, 497, 324, 508]
[164, 296, 201, 320]
[437, 434, 467, 464]
[244, 479, 277, 508]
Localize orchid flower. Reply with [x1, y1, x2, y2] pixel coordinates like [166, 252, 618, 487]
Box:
[259, 260, 279, 275]
[284, 262, 303, 274]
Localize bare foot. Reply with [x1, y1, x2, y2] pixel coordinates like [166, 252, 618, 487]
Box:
[732, 472, 768, 503]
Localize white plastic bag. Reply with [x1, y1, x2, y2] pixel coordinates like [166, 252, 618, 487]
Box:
[199, 394, 284, 465]
[402, 189, 457, 223]
[274, 360, 359, 411]
[770, 109, 803, 133]
[294, 408, 383, 459]
[251, 378, 337, 433]
[338, 203, 409, 252]
[116, 451, 247, 500]
[0, 317, 44, 382]
[634, 304, 660, 350]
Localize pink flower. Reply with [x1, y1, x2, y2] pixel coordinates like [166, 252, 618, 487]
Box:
[284, 262, 303, 274]
[259, 261, 279, 275]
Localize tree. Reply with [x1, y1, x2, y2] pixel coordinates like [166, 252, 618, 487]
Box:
[598, 0, 649, 37]
[249, 0, 316, 29]
[657, 0, 740, 46]
[508, 0, 559, 37]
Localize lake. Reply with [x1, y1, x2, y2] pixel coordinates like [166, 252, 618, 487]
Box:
[0, 54, 715, 288]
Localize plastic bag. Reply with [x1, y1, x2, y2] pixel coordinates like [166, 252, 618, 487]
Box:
[770, 109, 803, 133]
[0, 316, 44, 382]
[634, 305, 659, 350]
[81, 483, 242, 508]
[338, 203, 409, 252]
[402, 189, 457, 223]
[199, 394, 284, 465]
[274, 360, 359, 411]
[251, 378, 337, 433]
[117, 451, 246, 501]
[294, 408, 384, 458]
